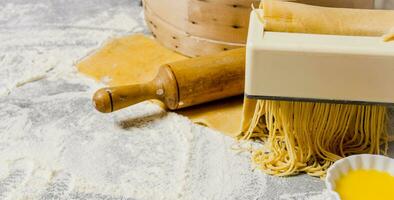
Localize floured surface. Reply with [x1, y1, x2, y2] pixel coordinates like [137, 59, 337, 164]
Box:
[0, 0, 393, 199]
[0, 78, 261, 199]
[0, 77, 332, 199]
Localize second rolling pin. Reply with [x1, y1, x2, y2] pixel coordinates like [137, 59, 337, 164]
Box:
[93, 48, 245, 113]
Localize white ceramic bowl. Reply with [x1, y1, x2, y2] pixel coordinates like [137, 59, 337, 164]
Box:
[325, 154, 394, 200]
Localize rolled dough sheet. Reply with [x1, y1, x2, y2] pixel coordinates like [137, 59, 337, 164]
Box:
[177, 96, 243, 137]
[78, 35, 186, 86]
[77, 35, 243, 136]
[262, 0, 394, 39]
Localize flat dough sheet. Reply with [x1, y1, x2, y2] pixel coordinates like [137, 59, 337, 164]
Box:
[77, 35, 243, 136]
[262, 0, 394, 40]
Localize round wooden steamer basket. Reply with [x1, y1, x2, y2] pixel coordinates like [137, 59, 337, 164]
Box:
[142, 0, 375, 57]
[142, 0, 253, 57]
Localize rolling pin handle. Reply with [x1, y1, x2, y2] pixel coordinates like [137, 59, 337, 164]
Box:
[92, 83, 158, 113]
[92, 65, 180, 113]
[93, 88, 114, 113]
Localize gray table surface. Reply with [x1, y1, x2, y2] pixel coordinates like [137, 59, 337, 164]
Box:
[0, 1, 393, 199]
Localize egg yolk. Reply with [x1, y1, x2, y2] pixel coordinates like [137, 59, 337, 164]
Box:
[335, 169, 394, 200]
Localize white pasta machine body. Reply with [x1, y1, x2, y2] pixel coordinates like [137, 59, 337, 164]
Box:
[245, 10, 394, 105]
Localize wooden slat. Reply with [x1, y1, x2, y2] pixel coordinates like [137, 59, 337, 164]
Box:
[143, 0, 374, 56]
[144, 3, 244, 57]
[143, 0, 254, 43]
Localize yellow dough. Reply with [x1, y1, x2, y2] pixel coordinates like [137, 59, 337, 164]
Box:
[77, 35, 243, 136]
[383, 28, 394, 41]
[261, 0, 394, 39]
[78, 35, 186, 86]
[177, 96, 243, 137]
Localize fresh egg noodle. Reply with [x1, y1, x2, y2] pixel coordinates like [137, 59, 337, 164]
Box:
[240, 100, 388, 177]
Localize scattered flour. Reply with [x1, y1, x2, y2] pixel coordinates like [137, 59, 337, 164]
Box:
[279, 190, 334, 200]
[0, 1, 274, 199]
[2, 1, 393, 200]
[0, 78, 272, 199]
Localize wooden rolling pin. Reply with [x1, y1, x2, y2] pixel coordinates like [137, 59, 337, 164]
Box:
[93, 48, 245, 113]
